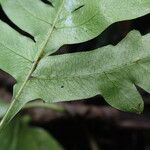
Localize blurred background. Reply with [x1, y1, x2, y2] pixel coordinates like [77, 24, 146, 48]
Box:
[0, 10, 150, 150]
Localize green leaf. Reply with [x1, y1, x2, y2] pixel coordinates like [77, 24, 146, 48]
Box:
[1, 0, 150, 54]
[0, 118, 64, 150]
[22, 31, 150, 113]
[0, 0, 150, 129]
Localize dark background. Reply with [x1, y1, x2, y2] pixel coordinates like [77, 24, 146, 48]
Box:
[0, 6, 150, 150]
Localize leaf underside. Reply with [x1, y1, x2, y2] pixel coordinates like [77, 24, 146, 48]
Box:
[0, 0, 150, 129]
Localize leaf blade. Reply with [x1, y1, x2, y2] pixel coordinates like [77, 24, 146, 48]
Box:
[0, 0, 150, 129]
[26, 31, 149, 113]
[1, 0, 150, 53]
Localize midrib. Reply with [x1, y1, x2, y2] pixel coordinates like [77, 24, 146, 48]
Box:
[0, 0, 65, 127]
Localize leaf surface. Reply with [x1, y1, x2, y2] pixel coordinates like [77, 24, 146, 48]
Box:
[22, 31, 150, 113]
[0, 0, 150, 129]
[1, 0, 150, 53]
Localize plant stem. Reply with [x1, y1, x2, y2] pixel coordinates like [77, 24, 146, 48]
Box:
[25, 102, 66, 113]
